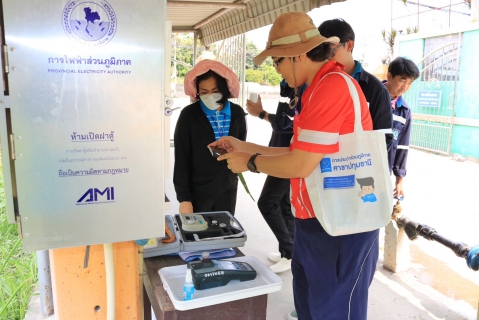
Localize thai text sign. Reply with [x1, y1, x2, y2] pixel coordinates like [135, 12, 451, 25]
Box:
[3, 0, 167, 251]
[418, 91, 442, 108]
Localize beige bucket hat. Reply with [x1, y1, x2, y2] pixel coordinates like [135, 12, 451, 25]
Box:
[253, 12, 339, 66]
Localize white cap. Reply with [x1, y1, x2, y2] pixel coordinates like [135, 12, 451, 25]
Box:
[185, 268, 193, 282]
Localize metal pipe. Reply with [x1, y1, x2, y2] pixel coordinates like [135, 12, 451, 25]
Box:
[170, 59, 191, 68]
[36, 250, 54, 316]
[391, 1, 471, 19]
[448, 32, 461, 154]
[138, 245, 144, 320]
[449, 0, 452, 27]
[395, 215, 478, 270]
[104, 243, 115, 320]
[390, 0, 393, 31]
[172, 29, 197, 33]
[241, 33, 246, 106]
[193, 31, 198, 66]
[414, 224, 470, 258]
[3, 45, 9, 74]
[167, 1, 246, 9]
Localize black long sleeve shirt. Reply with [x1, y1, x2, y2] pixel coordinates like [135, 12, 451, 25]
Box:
[173, 101, 247, 202]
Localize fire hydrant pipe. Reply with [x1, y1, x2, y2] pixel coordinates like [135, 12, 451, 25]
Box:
[104, 243, 116, 320]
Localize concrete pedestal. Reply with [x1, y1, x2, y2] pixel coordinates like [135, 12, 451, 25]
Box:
[383, 220, 411, 273]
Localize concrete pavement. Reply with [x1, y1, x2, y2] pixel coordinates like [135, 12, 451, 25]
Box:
[24, 97, 479, 319]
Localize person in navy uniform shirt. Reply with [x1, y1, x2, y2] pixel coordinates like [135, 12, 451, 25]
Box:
[383, 57, 420, 199]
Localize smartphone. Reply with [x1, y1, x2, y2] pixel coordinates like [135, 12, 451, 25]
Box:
[208, 146, 227, 158]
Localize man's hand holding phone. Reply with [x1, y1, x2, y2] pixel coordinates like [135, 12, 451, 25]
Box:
[208, 137, 251, 173]
[208, 146, 228, 158]
[208, 136, 244, 153]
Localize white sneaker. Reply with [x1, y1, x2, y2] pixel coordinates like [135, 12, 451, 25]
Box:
[287, 310, 298, 320]
[267, 252, 281, 263]
[269, 257, 291, 273]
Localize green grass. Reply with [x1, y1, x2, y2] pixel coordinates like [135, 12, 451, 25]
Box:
[0, 159, 38, 320]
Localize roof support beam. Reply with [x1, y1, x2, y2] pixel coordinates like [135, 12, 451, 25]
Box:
[193, 0, 249, 29]
[172, 29, 197, 33]
[202, 0, 305, 39]
[167, 1, 247, 9]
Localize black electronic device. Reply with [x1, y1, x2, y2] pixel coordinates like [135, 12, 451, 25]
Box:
[187, 258, 257, 290]
[208, 146, 227, 158]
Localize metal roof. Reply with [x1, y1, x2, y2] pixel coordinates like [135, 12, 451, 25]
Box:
[167, 0, 345, 45]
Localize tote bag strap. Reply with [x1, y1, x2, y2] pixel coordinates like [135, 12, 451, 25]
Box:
[318, 72, 364, 133]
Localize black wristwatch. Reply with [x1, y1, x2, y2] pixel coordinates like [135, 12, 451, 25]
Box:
[258, 111, 266, 120]
[247, 153, 261, 173]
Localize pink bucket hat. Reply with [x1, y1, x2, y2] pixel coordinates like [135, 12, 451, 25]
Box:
[184, 60, 240, 99]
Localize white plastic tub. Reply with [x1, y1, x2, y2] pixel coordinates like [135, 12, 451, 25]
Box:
[158, 256, 283, 310]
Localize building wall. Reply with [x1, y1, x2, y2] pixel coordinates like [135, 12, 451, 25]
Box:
[451, 29, 479, 158]
[398, 39, 424, 70]
[398, 27, 479, 159]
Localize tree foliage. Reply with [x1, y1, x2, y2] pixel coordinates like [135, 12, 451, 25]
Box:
[171, 33, 198, 79]
[244, 40, 281, 85]
[171, 35, 281, 85]
[381, 28, 398, 64]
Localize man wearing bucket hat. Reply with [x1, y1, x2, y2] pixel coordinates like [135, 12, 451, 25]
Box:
[209, 12, 381, 320]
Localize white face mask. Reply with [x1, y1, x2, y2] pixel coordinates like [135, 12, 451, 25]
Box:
[200, 93, 223, 110]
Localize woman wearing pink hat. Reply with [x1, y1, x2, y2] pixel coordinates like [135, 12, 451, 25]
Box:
[173, 60, 247, 215]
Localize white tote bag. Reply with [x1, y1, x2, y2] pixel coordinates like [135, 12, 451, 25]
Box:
[304, 72, 393, 236]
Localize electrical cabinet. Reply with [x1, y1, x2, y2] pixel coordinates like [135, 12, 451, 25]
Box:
[0, 0, 167, 251]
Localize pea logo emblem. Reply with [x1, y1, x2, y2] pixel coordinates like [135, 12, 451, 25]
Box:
[63, 0, 117, 47]
[320, 158, 332, 173]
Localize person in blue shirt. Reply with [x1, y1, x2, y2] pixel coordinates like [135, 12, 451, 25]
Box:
[245, 80, 307, 273]
[174, 60, 247, 215]
[383, 57, 420, 199]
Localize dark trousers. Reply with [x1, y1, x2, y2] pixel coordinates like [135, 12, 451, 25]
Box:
[192, 188, 238, 215]
[292, 218, 378, 320]
[258, 175, 295, 259]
